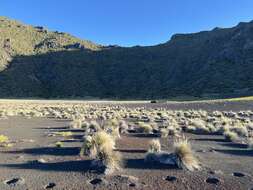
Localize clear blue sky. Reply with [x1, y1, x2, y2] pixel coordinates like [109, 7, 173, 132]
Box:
[1, 0, 253, 47]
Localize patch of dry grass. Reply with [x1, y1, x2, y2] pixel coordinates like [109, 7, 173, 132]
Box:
[173, 137, 200, 171]
[148, 139, 161, 153]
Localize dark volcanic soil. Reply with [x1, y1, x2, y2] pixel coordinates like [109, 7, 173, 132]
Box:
[0, 102, 252, 189]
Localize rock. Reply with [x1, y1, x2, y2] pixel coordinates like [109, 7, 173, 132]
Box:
[233, 172, 245, 177]
[129, 183, 136, 187]
[44, 182, 56, 189]
[4, 177, 25, 186]
[165, 176, 177, 182]
[206, 177, 220, 185]
[89, 178, 107, 185]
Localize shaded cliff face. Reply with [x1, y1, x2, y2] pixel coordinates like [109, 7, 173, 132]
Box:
[0, 16, 253, 99]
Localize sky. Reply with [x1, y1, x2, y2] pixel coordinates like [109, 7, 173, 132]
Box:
[1, 0, 253, 47]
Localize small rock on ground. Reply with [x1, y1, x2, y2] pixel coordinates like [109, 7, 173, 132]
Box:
[44, 182, 56, 189]
[4, 177, 25, 186]
[233, 172, 245, 177]
[206, 177, 220, 185]
[165, 176, 177, 182]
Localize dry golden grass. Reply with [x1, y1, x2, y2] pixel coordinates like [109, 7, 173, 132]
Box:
[224, 131, 238, 142]
[139, 123, 153, 134]
[88, 131, 121, 174]
[55, 141, 63, 148]
[173, 137, 200, 171]
[148, 139, 161, 153]
[0, 135, 9, 144]
[160, 128, 168, 138]
[70, 119, 82, 129]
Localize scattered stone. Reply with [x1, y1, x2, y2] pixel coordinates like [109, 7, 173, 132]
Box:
[4, 177, 25, 186]
[89, 178, 104, 185]
[206, 177, 220, 185]
[233, 172, 245, 177]
[44, 182, 56, 189]
[165, 175, 177, 182]
[129, 183, 136, 187]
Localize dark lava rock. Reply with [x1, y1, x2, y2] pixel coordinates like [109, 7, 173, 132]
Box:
[44, 182, 56, 189]
[206, 177, 220, 185]
[89, 178, 104, 185]
[165, 176, 177, 182]
[4, 177, 25, 186]
[233, 172, 245, 177]
[129, 183, 136, 187]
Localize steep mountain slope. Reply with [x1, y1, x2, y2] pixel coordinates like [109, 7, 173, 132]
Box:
[0, 16, 100, 69]
[0, 17, 253, 99]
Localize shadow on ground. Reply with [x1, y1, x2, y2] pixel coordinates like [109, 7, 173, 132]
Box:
[123, 158, 179, 170]
[2, 147, 81, 156]
[219, 142, 249, 149]
[193, 138, 228, 143]
[115, 148, 147, 153]
[214, 149, 253, 156]
[0, 160, 94, 172]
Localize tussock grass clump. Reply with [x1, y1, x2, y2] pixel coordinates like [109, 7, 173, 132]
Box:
[148, 139, 161, 153]
[233, 126, 248, 137]
[86, 131, 121, 174]
[145, 136, 200, 171]
[223, 131, 238, 142]
[90, 131, 116, 152]
[0, 135, 11, 147]
[55, 141, 63, 148]
[89, 121, 101, 132]
[80, 135, 93, 156]
[138, 123, 153, 134]
[0, 135, 9, 144]
[110, 127, 121, 140]
[189, 119, 210, 134]
[160, 128, 168, 138]
[173, 137, 200, 171]
[70, 119, 82, 129]
[119, 120, 128, 134]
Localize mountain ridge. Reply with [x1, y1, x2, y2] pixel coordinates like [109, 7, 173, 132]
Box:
[0, 16, 253, 99]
